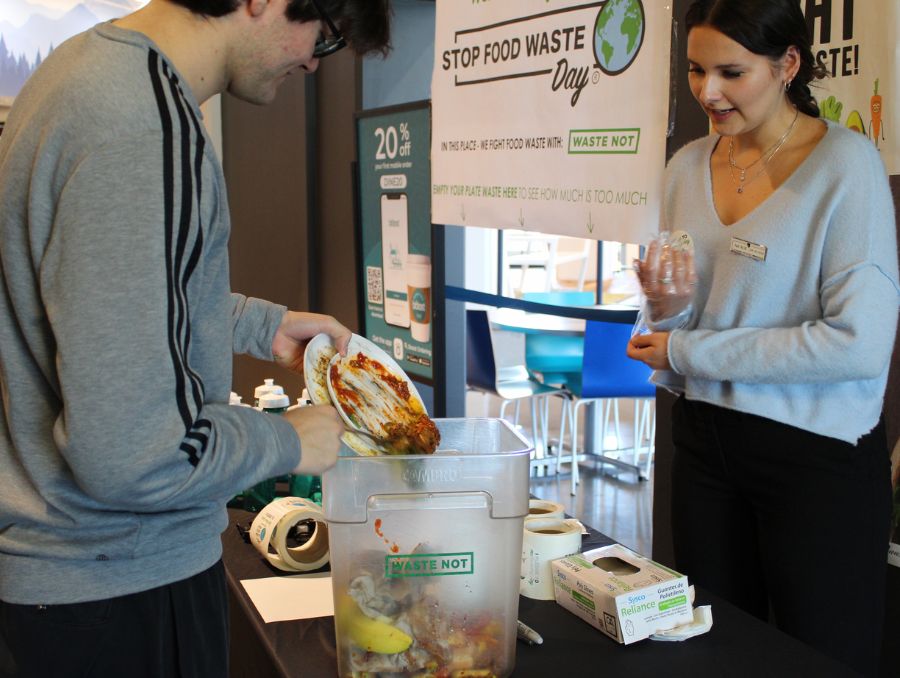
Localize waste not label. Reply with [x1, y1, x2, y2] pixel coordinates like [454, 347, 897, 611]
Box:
[385, 552, 475, 578]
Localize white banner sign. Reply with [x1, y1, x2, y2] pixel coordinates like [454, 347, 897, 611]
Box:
[431, 0, 672, 243]
[807, 0, 898, 174]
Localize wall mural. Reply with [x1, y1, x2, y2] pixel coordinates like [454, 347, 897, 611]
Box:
[1, 0, 146, 99]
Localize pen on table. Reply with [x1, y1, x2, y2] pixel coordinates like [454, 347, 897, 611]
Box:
[517, 619, 543, 645]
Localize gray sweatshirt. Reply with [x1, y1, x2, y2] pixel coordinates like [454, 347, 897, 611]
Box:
[0, 23, 301, 604]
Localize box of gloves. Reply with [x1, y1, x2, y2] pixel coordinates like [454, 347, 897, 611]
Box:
[551, 543, 693, 644]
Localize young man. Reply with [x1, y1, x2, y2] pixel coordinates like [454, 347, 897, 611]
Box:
[0, 0, 391, 675]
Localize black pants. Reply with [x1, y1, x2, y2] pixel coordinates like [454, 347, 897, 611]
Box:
[671, 397, 891, 677]
[0, 560, 228, 678]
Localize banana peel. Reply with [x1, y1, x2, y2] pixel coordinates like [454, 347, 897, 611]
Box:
[337, 595, 413, 654]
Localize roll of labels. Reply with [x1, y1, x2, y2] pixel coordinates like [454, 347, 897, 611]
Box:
[249, 497, 330, 572]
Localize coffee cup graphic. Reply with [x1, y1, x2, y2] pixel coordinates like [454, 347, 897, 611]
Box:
[406, 254, 431, 343]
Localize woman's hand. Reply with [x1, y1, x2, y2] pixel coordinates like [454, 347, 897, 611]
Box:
[633, 237, 697, 323]
[627, 331, 671, 371]
[272, 312, 352, 375]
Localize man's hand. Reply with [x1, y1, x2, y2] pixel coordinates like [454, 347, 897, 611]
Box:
[627, 332, 671, 371]
[272, 312, 352, 375]
[283, 405, 344, 475]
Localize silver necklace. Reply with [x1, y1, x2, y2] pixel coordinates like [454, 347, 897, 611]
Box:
[728, 107, 799, 194]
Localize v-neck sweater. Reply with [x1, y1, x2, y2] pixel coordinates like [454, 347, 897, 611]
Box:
[655, 121, 899, 443]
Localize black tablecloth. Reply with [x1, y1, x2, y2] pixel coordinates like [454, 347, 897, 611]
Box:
[223, 508, 856, 678]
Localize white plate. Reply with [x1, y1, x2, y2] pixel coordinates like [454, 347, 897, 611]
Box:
[326, 334, 434, 455]
[303, 333, 379, 456]
[303, 333, 339, 407]
[304, 333, 428, 456]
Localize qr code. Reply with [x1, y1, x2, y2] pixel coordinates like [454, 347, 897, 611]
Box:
[366, 266, 383, 305]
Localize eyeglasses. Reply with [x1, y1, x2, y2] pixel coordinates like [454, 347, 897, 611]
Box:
[309, 0, 346, 58]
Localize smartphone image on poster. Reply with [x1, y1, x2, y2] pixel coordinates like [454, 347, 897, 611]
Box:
[381, 193, 410, 328]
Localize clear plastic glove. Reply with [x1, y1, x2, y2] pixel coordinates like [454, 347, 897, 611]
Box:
[633, 231, 697, 329]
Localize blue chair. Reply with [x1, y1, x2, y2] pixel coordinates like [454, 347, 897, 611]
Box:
[561, 320, 656, 492]
[521, 291, 595, 385]
[520, 291, 595, 463]
[466, 309, 566, 475]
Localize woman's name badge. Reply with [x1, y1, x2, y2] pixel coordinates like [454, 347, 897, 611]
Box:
[730, 236, 767, 262]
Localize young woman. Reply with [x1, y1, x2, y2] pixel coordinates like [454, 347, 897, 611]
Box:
[627, 1, 899, 675]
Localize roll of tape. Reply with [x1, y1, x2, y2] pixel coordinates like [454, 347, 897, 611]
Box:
[250, 497, 330, 572]
[527, 499, 565, 520]
[520, 517, 583, 600]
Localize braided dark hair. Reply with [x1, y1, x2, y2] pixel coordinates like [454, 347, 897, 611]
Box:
[685, 0, 827, 117]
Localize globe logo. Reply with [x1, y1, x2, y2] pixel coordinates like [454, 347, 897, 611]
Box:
[594, 0, 645, 75]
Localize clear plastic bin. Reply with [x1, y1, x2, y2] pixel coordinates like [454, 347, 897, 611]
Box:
[323, 418, 531, 678]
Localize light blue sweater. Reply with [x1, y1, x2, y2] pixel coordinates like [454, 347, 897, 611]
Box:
[656, 122, 899, 443]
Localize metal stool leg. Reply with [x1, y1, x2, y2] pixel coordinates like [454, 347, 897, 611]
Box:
[530, 396, 545, 478]
[556, 395, 570, 473]
[570, 399, 589, 496]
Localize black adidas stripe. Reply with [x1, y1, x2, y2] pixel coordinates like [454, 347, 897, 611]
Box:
[148, 51, 191, 433]
[180, 419, 212, 466]
[163, 63, 206, 414]
[148, 51, 211, 465]
[178, 88, 207, 401]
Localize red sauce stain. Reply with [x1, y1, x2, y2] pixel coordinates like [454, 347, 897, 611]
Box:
[374, 518, 400, 553]
[330, 363, 362, 411]
[346, 353, 410, 401]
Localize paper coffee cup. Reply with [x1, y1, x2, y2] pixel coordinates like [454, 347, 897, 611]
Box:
[406, 254, 431, 343]
[520, 517, 582, 600]
[528, 499, 565, 520]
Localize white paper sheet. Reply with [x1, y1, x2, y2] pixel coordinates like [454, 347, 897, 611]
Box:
[240, 572, 334, 623]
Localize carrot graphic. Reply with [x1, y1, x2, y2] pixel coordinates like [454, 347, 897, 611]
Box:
[869, 78, 883, 147]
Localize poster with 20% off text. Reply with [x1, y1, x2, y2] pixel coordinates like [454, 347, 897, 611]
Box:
[357, 103, 433, 383]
